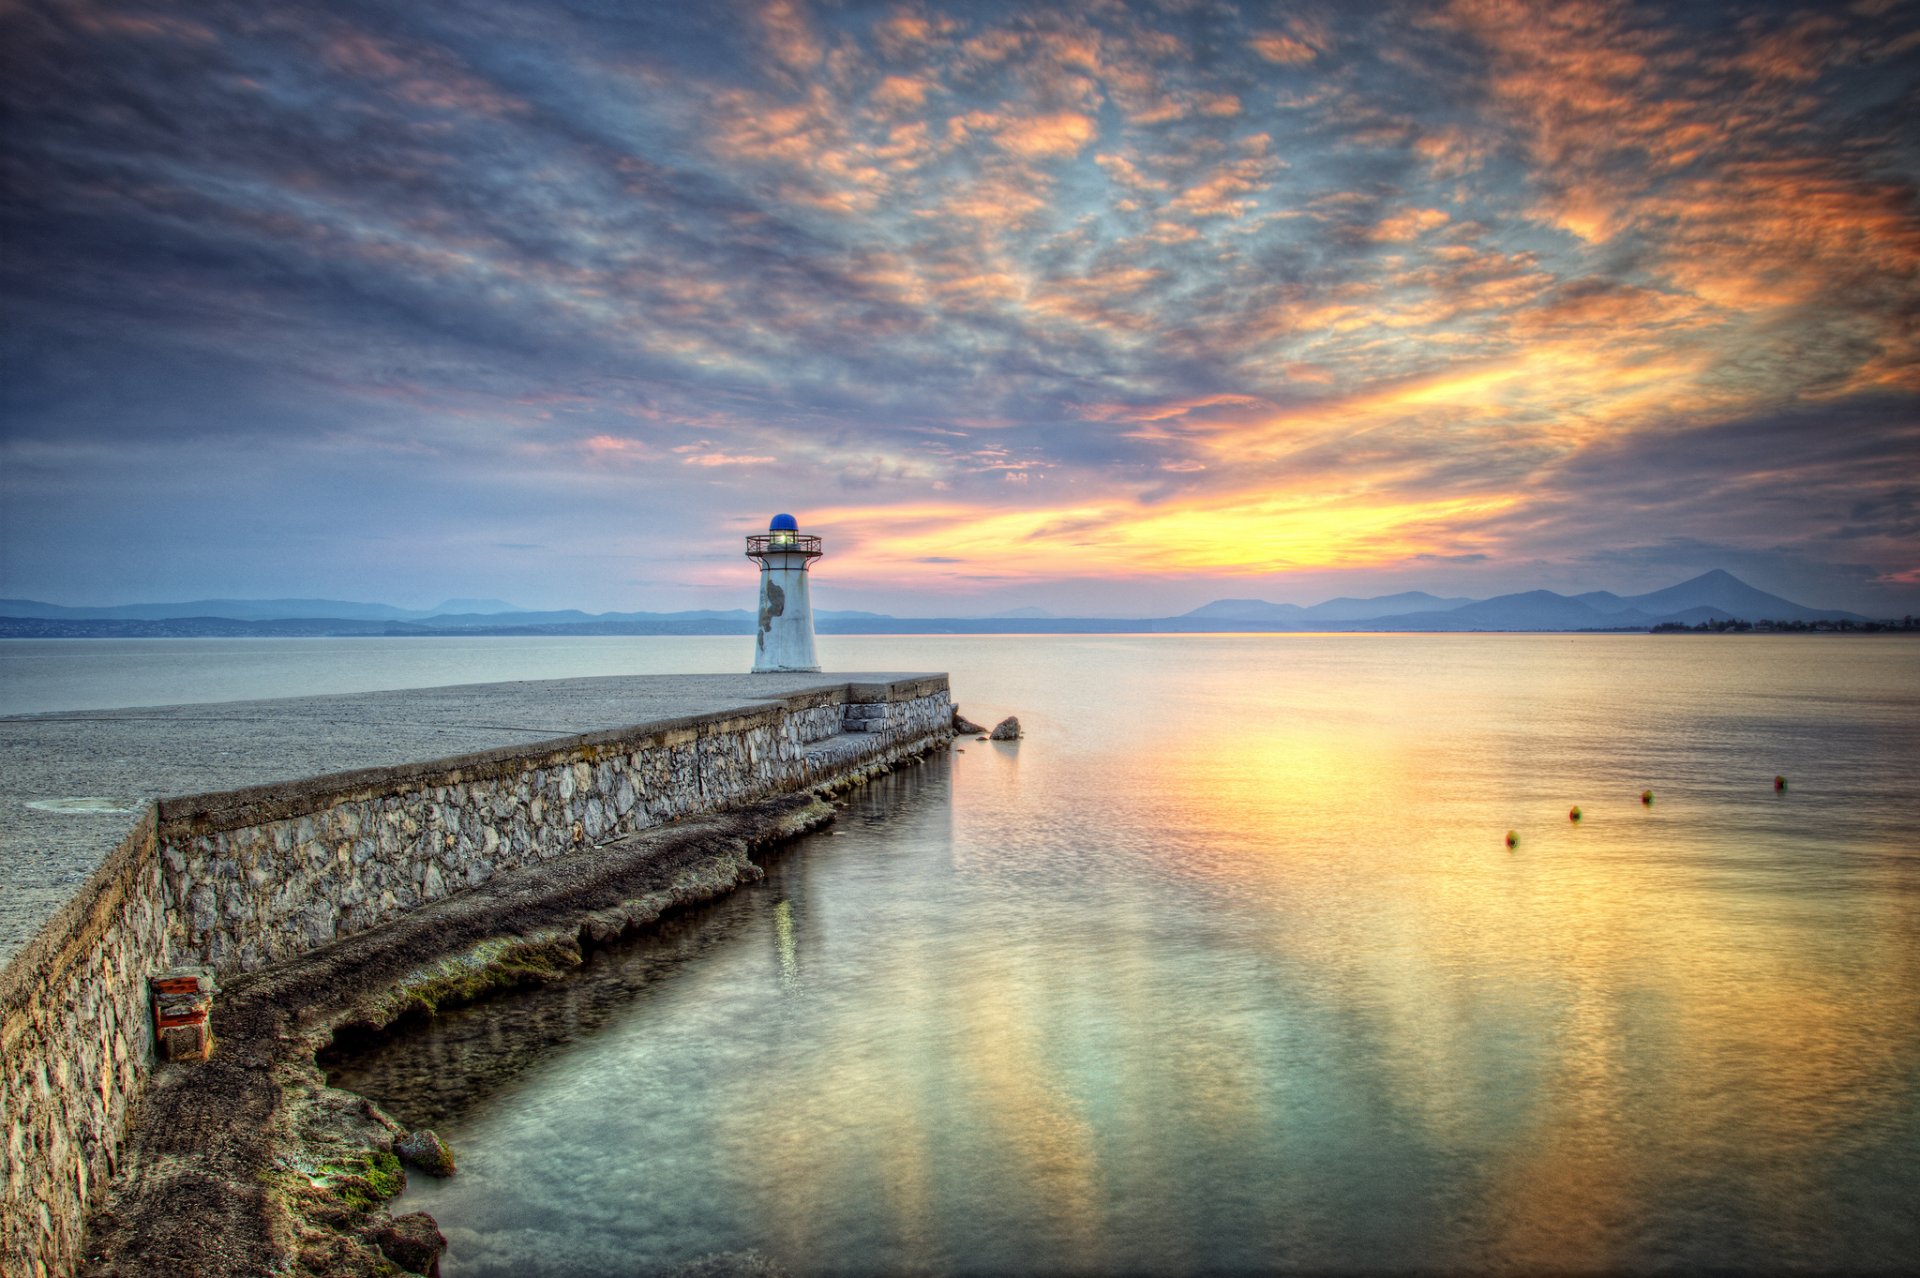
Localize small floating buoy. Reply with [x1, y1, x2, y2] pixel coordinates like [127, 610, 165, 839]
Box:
[1641, 789, 1653, 805]
[1569, 806, 1582, 821]
[1505, 830, 1518, 848]
[1774, 775, 1787, 791]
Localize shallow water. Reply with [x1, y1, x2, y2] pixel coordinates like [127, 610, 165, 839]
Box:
[307, 635, 1920, 1274]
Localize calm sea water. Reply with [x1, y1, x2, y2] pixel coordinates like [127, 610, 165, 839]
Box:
[11, 635, 1919, 1273]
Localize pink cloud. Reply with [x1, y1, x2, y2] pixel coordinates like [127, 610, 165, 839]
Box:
[682, 453, 778, 467]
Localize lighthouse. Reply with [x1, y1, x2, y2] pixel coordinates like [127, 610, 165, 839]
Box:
[747, 513, 822, 673]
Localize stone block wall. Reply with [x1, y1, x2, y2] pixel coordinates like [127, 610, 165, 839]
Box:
[158, 679, 950, 973]
[2, 808, 167, 1278]
[1, 676, 950, 1276]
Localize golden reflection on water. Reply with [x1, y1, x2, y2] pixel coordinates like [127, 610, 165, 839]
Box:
[1046, 637, 1920, 1270]
[947, 954, 1104, 1258]
[920, 637, 1917, 1269]
[376, 636, 1920, 1275]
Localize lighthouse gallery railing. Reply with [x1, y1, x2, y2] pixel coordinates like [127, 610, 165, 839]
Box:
[746, 533, 822, 557]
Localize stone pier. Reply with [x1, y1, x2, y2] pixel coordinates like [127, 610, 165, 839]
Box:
[0, 671, 950, 1277]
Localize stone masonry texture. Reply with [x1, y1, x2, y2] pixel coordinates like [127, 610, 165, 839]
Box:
[1, 673, 949, 1278]
[2, 810, 166, 1278]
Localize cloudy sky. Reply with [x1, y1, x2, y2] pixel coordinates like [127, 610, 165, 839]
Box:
[3, 0, 1917, 616]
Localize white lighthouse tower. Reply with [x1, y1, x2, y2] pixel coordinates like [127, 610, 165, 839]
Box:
[747, 513, 822, 673]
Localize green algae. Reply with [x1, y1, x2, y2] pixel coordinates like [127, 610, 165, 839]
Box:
[365, 933, 582, 1029]
[317, 1151, 405, 1213]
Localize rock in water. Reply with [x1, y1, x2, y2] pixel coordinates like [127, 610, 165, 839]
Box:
[989, 716, 1022, 740]
[670, 1250, 791, 1278]
[395, 1128, 457, 1177]
[370, 1211, 447, 1275]
[952, 706, 985, 735]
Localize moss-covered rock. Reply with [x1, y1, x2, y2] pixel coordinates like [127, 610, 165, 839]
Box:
[368, 1210, 446, 1275]
[395, 1129, 456, 1178]
[317, 1150, 405, 1213]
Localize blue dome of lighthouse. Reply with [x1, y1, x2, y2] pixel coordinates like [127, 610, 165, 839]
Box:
[769, 513, 799, 532]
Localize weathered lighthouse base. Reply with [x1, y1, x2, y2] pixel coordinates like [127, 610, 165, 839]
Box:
[1, 671, 950, 1278]
[751, 555, 822, 673]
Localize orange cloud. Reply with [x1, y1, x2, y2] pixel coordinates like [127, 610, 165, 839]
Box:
[1170, 156, 1277, 218]
[1251, 34, 1316, 65]
[1371, 207, 1451, 242]
[993, 111, 1098, 158]
[757, 0, 824, 73]
[935, 172, 1049, 224]
[1413, 127, 1491, 179]
[1095, 152, 1170, 192]
[874, 9, 960, 57]
[871, 73, 933, 111]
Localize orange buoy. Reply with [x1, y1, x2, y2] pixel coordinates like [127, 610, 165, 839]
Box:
[1641, 789, 1653, 805]
[1505, 830, 1518, 848]
[1569, 806, 1582, 821]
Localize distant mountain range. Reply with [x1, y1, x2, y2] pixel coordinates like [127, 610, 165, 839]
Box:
[0, 596, 529, 622]
[1205, 570, 1870, 631]
[1185, 590, 1476, 623]
[0, 571, 1891, 638]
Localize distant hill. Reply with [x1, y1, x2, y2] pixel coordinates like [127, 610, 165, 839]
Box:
[1354, 571, 1866, 631]
[0, 596, 424, 622]
[1176, 570, 1867, 632]
[0, 616, 400, 638]
[412, 608, 754, 630]
[1181, 598, 1305, 622]
[1582, 569, 1859, 624]
[1180, 590, 1472, 623]
[1361, 590, 1653, 631]
[428, 598, 525, 615]
[1301, 591, 1475, 622]
[0, 596, 535, 622]
[0, 571, 1885, 637]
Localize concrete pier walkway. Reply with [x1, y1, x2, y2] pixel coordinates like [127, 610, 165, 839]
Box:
[0, 672, 940, 967]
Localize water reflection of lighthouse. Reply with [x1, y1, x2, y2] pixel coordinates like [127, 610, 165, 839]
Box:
[746, 513, 822, 673]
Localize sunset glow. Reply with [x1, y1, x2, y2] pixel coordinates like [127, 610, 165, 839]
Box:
[2, 0, 1916, 614]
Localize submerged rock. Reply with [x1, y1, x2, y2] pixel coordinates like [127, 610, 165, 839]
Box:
[670, 1250, 790, 1278]
[395, 1128, 457, 1177]
[989, 716, 1022, 741]
[369, 1211, 447, 1275]
[951, 707, 985, 735]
